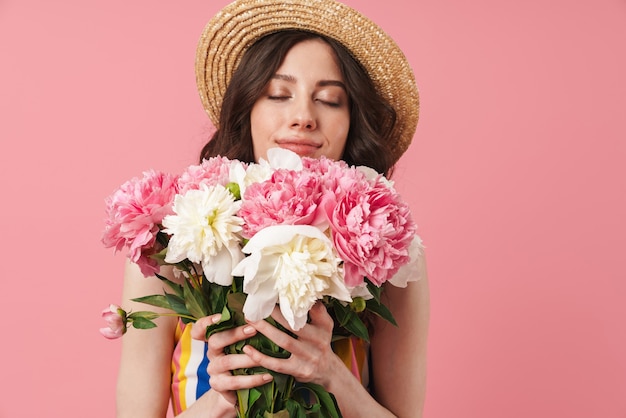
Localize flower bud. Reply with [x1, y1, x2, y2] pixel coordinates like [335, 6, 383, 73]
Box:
[225, 182, 241, 200]
[99, 304, 127, 339]
[350, 297, 366, 313]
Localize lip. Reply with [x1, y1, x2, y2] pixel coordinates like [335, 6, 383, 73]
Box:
[275, 138, 321, 157]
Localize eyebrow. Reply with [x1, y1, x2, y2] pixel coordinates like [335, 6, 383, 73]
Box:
[273, 73, 346, 90]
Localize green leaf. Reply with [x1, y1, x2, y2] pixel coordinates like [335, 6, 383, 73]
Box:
[236, 388, 250, 415]
[203, 280, 230, 314]
[331, 299, 351, 327]
[130, 317, 157, 329]
[227, 291, 247, 326]
[259, 381, 274, 414]
[247, 387, 263, 416]
[366, 298, 398, 326]
[263, 410, 290, 418]
[285, 399, 306, 418]
[147, 247, 168, 264]
[341, 314, 370, 342]
[164, 293, 192, 317]
[365, 279, 382, 303]
[183, 279, 209, 318]
[205, 305, 233, 339]
[155, 273, 184, 298]
[302, 383, 343, 418]
[131, 294, 171, 310]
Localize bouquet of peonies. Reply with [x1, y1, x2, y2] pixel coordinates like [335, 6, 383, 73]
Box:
[100, 148, 422, 418]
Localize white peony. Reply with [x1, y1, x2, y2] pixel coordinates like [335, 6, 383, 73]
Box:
[162, 184, 244, 286]
[232, 224, 351, 330]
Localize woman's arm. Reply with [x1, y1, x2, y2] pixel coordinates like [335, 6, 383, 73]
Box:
[370, 254, 430, 417]
[116, 261, 178, 418]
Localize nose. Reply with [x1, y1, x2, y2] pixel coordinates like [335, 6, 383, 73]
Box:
[289, 97, 317, 130]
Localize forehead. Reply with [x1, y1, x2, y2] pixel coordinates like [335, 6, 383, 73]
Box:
[276, 38, 342, 76]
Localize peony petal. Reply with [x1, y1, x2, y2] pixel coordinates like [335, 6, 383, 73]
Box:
[325, 274, 353, 303]
[349, 283, 374, 300]
[266, 147, 303, 171]
[278, 294, 307, 330]
[231, 252, 259, 280]
[202, 245, 239, 286]
[388, 236, 424, 287]
[241, 224, 329, 254]
[100, 327, 124, 339]
[356, 165, 395, 188]
[242, 280, 279, 322]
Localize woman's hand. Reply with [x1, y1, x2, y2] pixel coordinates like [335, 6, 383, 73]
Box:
[190, 314, 274, 407]
[242, 302, 339, 389]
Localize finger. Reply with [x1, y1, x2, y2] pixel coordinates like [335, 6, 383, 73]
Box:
[207, 325, 257, 356]
[207, 353, 262, 375]
[209, 371, 274, 393]
[241, 344, 319, 383]
[190, 314, 223, 340]
[269, 303, 333, 336]
[241, 344, 292, 375]
[307, 302, 334, 331]
[248, 317, 299, 352]
[267, 303, 333, 344]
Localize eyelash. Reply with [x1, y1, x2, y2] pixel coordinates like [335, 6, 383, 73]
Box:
[320, 99, 341, 108]
[267, 95, 340, 107]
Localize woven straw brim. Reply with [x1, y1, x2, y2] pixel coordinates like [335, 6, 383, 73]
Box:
[196, 0, 419, 163]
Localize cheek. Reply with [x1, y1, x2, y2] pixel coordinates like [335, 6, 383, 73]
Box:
[332, 113, 350, 148]
[250, 109, 262, 160]
[250, 106, 267, 141]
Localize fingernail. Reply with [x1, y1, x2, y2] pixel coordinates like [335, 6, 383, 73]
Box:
[243, 326, 255, 335]
[212, 315, 222, 324]
[262, 374, 273, 382]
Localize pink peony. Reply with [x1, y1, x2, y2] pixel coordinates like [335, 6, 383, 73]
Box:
[238, 168, 325, 238]
[327, 177, 417, 287]
[102, 170, 178, 276]
[99, 304, 127, 339]
[303, 156, 373, 232]
[177, 156, 243, 195]
[302, 156, 361, 196]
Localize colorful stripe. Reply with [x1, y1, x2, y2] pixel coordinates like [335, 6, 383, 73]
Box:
[170, 321, 370, 412]
[331, 336, 370, 390]
[170, 320, 212, 414]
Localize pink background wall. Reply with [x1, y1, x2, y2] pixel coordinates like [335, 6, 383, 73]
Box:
[1, 0, 624, 417]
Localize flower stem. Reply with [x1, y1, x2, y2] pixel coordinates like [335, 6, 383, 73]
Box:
[284, 374, 295, 399]
[157, 312, 198, 322]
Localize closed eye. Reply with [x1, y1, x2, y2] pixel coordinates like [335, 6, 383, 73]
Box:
[319, 99, 341, 107]
[268, 95, 291, 101]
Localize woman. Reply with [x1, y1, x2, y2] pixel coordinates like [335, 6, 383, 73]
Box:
[116, 1, 429, 417]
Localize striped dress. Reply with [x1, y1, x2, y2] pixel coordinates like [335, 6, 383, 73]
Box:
[170, 320, 370, 414]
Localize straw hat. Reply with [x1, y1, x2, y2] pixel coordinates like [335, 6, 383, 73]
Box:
[195, 0, 419, 163]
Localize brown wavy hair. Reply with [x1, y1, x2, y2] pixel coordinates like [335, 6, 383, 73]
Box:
[199, 30, 397, 177]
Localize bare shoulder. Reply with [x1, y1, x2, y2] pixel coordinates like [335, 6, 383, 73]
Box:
[369, 252, 430, 417]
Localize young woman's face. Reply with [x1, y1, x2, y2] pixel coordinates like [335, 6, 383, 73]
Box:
[250, 38, 350, 162]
